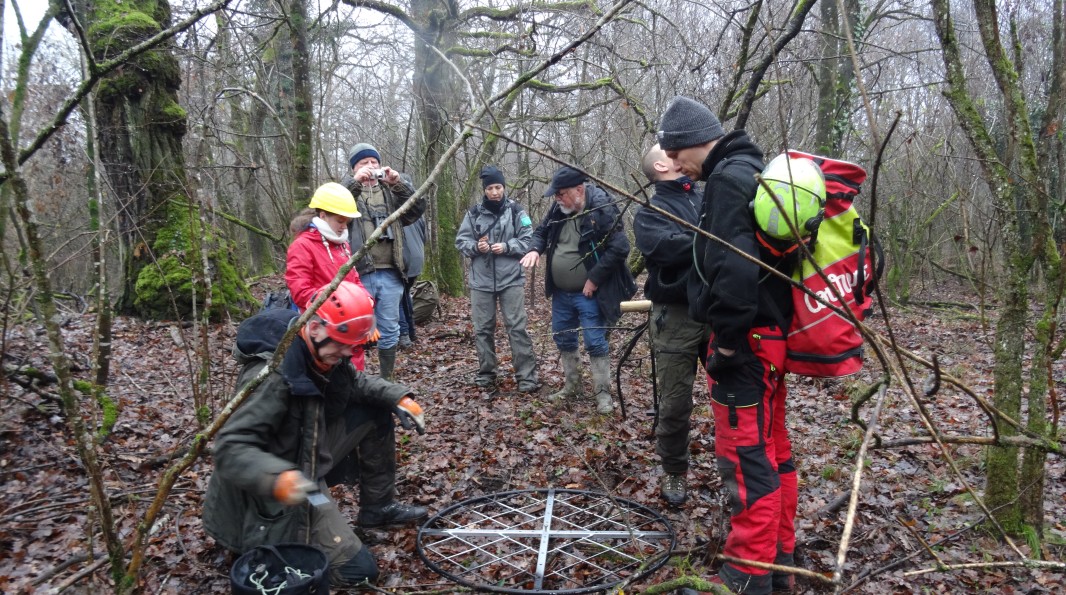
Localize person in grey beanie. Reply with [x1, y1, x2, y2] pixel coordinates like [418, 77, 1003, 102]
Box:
[339, 142, 426, 381]
[659, 96, 799, 594]
[455, 165, 539, 392]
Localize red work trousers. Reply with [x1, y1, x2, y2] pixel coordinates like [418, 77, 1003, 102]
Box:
[707, 325, 796, 592]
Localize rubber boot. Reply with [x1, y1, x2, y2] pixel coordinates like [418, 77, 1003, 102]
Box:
[378, 346, 397, 382]
[590, 355, 614, 414]
[548, 351, 583, 402]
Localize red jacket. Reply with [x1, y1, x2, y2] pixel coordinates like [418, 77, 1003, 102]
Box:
[285, 227, 364, 309]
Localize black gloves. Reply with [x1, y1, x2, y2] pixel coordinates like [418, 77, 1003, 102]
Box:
[705, 348, 750, 382]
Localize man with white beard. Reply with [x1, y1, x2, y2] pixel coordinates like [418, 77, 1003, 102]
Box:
[520, 166, 636, 414]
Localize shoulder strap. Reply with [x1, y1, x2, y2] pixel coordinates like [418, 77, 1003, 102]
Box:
[470, 201, 520, 236]
[713, 153, 763, 178]
[508, 200, 523, 229]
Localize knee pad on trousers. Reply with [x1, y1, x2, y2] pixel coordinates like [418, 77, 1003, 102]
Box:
[336, 546, 380, 587]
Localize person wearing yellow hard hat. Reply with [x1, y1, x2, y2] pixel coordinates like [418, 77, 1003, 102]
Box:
[286, 182, 371, 369]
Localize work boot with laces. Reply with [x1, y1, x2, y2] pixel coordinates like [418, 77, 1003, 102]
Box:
[357, 501, 428, 528]
[660, 473, 687, 506]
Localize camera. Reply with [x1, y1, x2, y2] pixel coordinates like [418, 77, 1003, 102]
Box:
[373, 169, 387, 181]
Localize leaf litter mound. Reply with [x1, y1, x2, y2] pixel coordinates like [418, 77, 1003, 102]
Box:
[0, 280, 1063, 593]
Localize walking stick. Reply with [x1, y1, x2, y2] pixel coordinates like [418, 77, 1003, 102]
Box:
[614, 300, 655, 421]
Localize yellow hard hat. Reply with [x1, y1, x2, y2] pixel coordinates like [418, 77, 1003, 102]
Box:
[308, 182, 360, 218]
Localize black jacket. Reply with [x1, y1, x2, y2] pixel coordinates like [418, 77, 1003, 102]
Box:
[634, 177, 702, 305]
[529, 183, 636, 324]
[688, 131, 794, 350]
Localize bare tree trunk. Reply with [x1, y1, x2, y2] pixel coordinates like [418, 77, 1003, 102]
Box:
[412, 0, 465, 295]
[82, 0, 251, 318]
[931, 0, 1059, 534]
[77, 51, 114, 390]
[813, 0, 859, 155]
[214, 10, 277, 272]
[287, 0, 315, 211]
[1019, 0, 1065, 532]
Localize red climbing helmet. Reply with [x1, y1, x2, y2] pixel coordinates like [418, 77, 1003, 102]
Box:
[312, 281, 376, 345]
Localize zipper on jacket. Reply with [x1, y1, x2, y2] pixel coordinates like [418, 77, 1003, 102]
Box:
[305, 400, 320, 545]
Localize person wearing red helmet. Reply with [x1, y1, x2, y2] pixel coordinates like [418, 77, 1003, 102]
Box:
[203, 281, 428, 588]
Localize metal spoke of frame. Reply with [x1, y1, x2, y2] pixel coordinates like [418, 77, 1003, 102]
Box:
[533, 488, 557, 590]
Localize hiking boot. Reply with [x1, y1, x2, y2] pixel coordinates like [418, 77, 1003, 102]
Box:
[772, 572, 795, 592]
[357, 501, 428, 528]
[660, 473, 687, 506]
[772, 551, 796, 592]
[475, 375, 497, 390]
[397, 335, 413, 350]
[720, 563, 772, 594]
[548, 351, 583, 402]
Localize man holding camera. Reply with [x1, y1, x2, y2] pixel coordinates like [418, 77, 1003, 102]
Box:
[341, 143, 426, 381]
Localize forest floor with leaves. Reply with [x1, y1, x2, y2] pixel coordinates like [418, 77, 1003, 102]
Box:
[1, 277, 1064, 594]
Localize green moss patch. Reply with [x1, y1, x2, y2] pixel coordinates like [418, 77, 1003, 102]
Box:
[133, 202, 255, 320]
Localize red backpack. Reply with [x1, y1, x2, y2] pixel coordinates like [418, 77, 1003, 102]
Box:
[778, 150, 882, 377]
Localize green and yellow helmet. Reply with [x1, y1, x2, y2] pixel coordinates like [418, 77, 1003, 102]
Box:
[752, 154, 826, 240]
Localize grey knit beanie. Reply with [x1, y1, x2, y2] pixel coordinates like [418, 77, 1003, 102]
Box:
[656, 96, 725, 151]
[347, 143, 381, 168]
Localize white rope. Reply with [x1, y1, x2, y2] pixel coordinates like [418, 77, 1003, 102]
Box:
[248, 563, 312, 595]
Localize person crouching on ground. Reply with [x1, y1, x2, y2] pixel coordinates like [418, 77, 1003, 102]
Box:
[203, 281, 429, 588]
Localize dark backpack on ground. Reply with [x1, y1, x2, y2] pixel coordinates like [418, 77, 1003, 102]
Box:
[259, 289, 296, 313]
[411, 280, 440, 324]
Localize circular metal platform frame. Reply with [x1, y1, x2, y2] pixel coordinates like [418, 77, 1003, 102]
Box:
[416, 488, 676, 594]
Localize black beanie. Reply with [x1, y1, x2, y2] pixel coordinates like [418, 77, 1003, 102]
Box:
[657, 96, 725, 151]
[480, 165, 506, 189]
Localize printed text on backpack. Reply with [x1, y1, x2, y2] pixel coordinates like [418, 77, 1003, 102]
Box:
[780, 150, 883, 377]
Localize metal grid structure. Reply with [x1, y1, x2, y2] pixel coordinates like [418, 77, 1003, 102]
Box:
[416, 488, 676, 594]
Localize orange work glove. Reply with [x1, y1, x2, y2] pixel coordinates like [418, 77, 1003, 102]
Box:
[393, 396, 426, 435]
[273, 470, 316, 506]
[363, 328, 381, 349]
